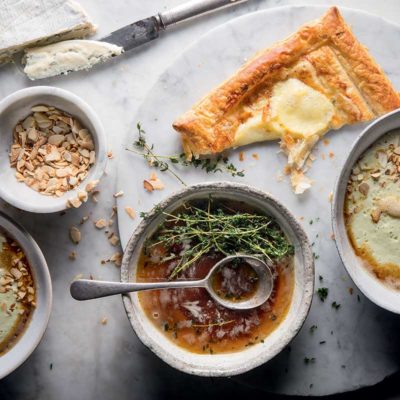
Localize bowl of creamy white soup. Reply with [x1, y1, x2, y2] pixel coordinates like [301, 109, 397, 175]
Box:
[333, 109, 400, 313]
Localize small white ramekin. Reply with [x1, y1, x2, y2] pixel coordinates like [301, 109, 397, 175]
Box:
[332, 109, 400, 314]
[0, 86, 107, 213]
[0, 211, 52, 379]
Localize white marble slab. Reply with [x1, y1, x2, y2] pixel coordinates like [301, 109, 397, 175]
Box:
[115, 5, 400, 397]
[1, 1, 400, 399]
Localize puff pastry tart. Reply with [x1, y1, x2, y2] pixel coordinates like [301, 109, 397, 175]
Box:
[173, 7, 400, 193]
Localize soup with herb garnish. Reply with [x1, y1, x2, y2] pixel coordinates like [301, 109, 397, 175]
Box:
[137, 199, 295, 354]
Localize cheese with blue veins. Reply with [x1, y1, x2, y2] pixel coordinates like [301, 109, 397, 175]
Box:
[24, 40, 124, 80]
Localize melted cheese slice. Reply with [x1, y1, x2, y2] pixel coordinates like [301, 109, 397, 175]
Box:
[233, 78, 334, 146]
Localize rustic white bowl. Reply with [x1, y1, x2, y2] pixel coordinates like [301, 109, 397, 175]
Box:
[332, 109, 400, 314]
[121, 182, 314, 376]
[0, 211, 52, 379]
[0, 86, 107, 213]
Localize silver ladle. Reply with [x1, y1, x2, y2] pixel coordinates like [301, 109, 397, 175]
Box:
[70, 255, 273, 310]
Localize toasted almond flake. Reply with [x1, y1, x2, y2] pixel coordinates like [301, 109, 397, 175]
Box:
[31, 105, 49, 112]
[125, 207, 136, 219]
[143, 180, 154, 192]
[69, 226, 81, 244]
[108, 233, 120, 247]
[100, 317, 108, 325]
[78, 190, 88, 202]
[67, 197, 82, 209]
[328, 192, 333, 203]
[80, 216, 89, 224]
[107, 150, 114, 159]
[239, 151, 245, 162]
[113, 190, 124, 198]
[91, 191, 99, 203]
[10, 106, 96, 198]
[358, 182, 369, 196]
[95, 219, 107, 229]
[10, 268, 22, 279]
[252, 153, 259, 160]
[85, 180, 99, 193]
[110, 252, 123, 266]
[371, 208, 381, 223]
[69, 251, 77, 260]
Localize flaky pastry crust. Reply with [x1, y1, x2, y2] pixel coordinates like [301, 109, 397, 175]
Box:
[173, 7, 400, 165]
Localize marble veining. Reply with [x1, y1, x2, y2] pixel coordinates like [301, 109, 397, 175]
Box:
[1, 1, 400, 399]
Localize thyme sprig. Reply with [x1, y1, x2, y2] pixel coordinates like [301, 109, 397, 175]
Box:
[146, 200, 293, 278]
[126, 123, 245, 185]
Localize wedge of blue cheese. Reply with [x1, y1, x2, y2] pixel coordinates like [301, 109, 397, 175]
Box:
[0, 0, 96, 65]
[24, 40, 124, 79]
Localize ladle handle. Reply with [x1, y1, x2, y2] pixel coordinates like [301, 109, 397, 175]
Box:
[70, 279, 206, 301]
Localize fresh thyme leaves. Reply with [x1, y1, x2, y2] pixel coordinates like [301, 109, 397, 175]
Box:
[130, 123, 186, 185]
[309, 325, 317, 334]
[304, 357, 316, 365]
[146, 199, 293, 278]
[317, 287, 329, 302]
[127, 123, 245, 185]
[331, 301, 341, 310]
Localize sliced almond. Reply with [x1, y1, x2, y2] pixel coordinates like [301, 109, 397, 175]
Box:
[95, 219, 107, 229]
[69, 226, 81, 244]
[125, 207, 136, 219]
[113, 190, 124, 198]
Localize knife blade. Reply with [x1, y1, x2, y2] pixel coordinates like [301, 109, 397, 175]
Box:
[100, 17, 161, 51]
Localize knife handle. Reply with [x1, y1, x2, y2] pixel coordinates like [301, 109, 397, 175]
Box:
[158, 0, 248, 28]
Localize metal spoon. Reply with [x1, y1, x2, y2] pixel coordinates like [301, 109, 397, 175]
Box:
[70, 255, 273, 310]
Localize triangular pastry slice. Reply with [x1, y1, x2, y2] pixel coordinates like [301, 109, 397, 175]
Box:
[173, 7, 400, 193]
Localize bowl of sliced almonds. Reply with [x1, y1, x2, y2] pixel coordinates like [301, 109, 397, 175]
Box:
[0, 86, 107, 213]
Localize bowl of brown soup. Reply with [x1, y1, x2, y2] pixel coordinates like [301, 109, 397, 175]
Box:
[121, 182, 314, 376]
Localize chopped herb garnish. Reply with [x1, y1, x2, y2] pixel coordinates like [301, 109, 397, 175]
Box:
[50, 363, 53, 370]
[357, 294, 361, 302]
[319, 275, 323, 282]
[317, 287, 329, 302]
[304, 357, 316, 364]
[319, 341, 326, 345]
[313, 252, 320, 260]
[147, 198, 293, 278]
[128, 123, 245, 185]
[309, 325, 318, 334]
[331, 301, 341, 310]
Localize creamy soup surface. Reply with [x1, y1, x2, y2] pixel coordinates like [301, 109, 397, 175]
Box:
[137, 199, 294, 354]
[345, 129, 400, 289]
[0, 232, 36, 355]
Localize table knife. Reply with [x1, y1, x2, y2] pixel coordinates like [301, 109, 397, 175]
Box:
[101, 0, 248, 51]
